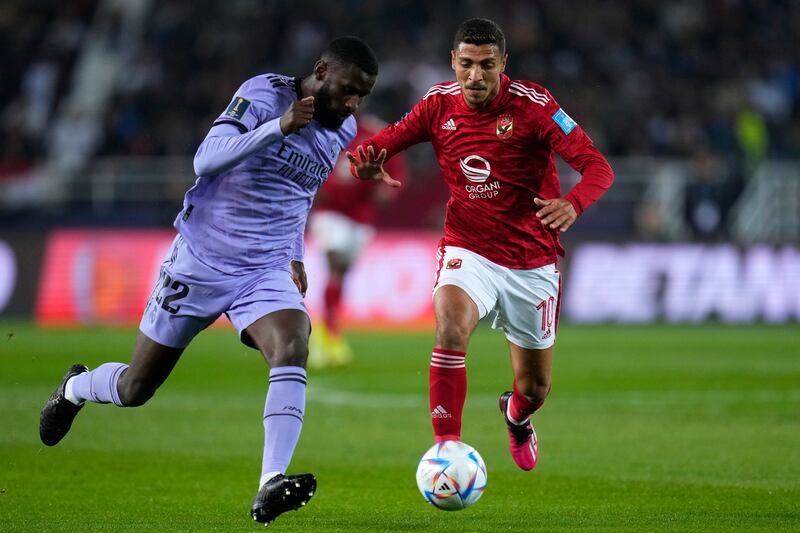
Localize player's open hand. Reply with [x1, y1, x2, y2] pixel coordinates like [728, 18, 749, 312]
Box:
[534, 197, 577, 232]
[291, 260, 308, 297]
[346, 145, 401, 188]
[280, 96, 315, 135]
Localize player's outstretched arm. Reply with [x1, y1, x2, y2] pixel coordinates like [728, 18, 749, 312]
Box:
[346, 145, 401, 188]
[534, 197, 578, 233]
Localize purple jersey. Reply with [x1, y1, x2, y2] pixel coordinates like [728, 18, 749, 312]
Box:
[175, 74, 356, 273]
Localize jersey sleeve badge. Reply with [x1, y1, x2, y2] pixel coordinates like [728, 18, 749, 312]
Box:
[225, 96, 251, 120]
[552, 108, 577, 135]
[496, 114, 513, 139]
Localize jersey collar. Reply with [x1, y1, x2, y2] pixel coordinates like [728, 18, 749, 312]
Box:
[293, 77, 304, 100]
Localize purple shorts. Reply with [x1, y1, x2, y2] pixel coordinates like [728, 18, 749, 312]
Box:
[139, 235, 306, 349]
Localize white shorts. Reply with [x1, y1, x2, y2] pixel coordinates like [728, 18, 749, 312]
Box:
[308, 211, 375, 262]
[432, 246, 561, 349]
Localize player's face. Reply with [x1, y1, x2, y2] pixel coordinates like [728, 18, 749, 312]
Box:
[451, 43, 507, 109]
[315, 63, 376, 129]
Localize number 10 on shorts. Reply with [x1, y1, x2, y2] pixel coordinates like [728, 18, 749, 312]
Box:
[536, 296, 556, 339]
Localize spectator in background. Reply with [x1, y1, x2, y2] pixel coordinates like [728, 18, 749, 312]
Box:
[735, 104, 769, 175]
[307, 114, 408, 368]
[0, 1, 96, 177]
[2, 0, 799, 243]
[86, 1, 800, 165]
[684, 147, 728, 240]
[6, 1, 797, 173]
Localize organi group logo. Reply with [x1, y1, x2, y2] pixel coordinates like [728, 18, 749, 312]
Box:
[460, 155, 500, 199]
[459, 155, 491, 183]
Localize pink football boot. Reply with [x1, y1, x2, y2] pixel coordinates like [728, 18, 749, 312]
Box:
[499, 391, 538, 470]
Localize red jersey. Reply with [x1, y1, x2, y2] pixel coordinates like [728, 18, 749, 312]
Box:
[315, 115, 406, 224]
[356, 74, 613, 269]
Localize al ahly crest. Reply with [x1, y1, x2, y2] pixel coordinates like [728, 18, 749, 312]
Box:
[496, 114, 513, 139]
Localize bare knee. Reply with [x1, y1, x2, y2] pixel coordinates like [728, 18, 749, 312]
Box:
[435, 310, 476, 351]
[246, 310, 311, 368]
[260, 334, 309, 368]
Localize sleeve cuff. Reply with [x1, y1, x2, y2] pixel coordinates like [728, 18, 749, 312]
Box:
[564, 192, 584, 216]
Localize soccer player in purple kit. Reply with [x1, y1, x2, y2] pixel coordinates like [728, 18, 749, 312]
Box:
[38, 37, 379, 525]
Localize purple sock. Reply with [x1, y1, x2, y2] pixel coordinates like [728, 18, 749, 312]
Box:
[70, 363, 128, 406]
[261, 366, 307, 484]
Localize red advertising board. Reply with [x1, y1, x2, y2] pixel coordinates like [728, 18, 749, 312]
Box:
[35, 229, 441, 328]
[36, 230, 175, 325]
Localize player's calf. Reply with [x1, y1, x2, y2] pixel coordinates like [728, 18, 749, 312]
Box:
[116, 374, 159, 407]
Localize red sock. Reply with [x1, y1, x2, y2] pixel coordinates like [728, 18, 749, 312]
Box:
[509, 380, 545, 423]
[323, 276, 342, 335]
[429, 348, 466, 442]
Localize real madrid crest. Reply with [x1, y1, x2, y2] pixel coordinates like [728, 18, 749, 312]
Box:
[328, 140, 341, 160]
[496, 114, 513, 140]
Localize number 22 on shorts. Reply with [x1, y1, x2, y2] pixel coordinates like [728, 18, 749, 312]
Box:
[153, 272, 190, 314]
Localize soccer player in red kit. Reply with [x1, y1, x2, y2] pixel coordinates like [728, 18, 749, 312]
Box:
[349, 18, 613, 470]
[308, 114, 406, 368]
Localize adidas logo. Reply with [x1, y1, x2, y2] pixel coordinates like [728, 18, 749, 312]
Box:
[441, 118, 456, 130]
[431, 405, 452, 418]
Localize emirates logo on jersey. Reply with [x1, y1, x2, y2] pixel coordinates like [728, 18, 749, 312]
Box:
[497, 114, 513, 139]
[459, 155, 491, 183]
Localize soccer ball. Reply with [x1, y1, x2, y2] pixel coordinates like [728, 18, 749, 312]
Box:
[415, 440, 487, 510]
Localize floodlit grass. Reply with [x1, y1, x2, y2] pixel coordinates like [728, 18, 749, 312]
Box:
[1, 322, 798, 531]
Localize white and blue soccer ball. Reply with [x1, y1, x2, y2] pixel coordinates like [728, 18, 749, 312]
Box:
[415, 440, 487, 510]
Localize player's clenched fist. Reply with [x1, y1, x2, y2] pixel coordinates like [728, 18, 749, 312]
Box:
[280, 96, 315, 135]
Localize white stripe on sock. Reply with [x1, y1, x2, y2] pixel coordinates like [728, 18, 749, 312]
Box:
[506, 395, 529, 425]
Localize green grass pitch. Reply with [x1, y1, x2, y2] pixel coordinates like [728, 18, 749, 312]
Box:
[1, 322, 798, 531]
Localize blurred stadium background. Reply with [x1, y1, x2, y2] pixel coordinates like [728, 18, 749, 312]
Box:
[0, 0, 798, 326]
[1, 1, 798, 530]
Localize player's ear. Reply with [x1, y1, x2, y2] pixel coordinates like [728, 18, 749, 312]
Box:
[500, 53, 508, 72]
[450, 50, 457, 71]
[314, 60, 328, 81]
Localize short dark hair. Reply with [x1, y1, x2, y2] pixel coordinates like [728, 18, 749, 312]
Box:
[453, 18, 506, 55]
[322, 36, 378, 75]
